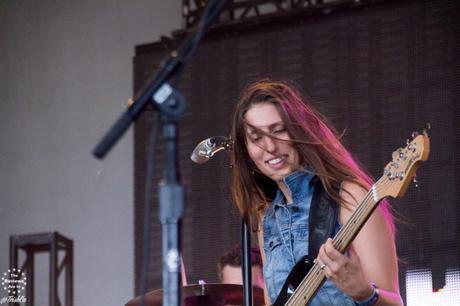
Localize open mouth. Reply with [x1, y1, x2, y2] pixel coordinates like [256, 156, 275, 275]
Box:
[266, 156, 285, 165]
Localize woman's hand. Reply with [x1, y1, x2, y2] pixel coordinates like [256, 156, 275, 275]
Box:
[316, 238, 374, 301]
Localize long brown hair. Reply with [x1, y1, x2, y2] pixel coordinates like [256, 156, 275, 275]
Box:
[230, 79, 394, 232]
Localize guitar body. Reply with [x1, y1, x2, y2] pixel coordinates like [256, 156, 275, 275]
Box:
[272, 255, 313, 306]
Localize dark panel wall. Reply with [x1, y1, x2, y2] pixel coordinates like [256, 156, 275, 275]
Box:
[133, 0, 459, 301]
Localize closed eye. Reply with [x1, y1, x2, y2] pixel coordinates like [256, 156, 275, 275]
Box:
[250, 135, 262, 143]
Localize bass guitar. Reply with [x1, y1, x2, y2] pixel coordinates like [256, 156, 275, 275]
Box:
[273, 130, 430, 306]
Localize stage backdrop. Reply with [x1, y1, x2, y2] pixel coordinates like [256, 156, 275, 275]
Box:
[133, 0, 459, 304]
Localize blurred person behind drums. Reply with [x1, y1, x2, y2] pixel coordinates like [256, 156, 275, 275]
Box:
[218, 244, 265, 289]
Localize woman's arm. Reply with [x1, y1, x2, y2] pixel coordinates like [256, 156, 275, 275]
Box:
[316, 181, 403, 306]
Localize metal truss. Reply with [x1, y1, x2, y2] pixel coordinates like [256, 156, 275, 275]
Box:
[182, 0, 388, 29]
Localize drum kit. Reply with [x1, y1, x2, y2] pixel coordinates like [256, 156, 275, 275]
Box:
[125, 283, 265, 306]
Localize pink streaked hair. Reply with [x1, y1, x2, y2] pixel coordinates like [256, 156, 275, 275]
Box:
[230, 79, 395, 234]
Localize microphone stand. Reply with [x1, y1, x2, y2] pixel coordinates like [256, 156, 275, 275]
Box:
[191, 137, 252, 306]
[92, 1, 227, 306]
[157, 85, 186, 306]
[241, 217, 254, 306]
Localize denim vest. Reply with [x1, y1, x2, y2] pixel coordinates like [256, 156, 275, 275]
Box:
[262, 170, 355, 305]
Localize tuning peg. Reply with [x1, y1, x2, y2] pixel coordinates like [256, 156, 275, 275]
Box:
[412, 174, 419, 188]
[423, 123, 431, 136]
[411, 131, 419, 139]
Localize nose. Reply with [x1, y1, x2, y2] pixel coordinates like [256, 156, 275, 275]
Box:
[263, 135, 277, 153]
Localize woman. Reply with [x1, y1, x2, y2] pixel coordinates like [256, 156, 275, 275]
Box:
[230, 79, 402, 305]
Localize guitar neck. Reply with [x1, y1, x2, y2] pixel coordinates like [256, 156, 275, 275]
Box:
[285, 178, 385, 305]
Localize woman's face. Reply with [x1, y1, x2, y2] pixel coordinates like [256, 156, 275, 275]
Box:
[243, 102, 300, 183]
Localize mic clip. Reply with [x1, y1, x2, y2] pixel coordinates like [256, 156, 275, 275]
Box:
[190, 136, 233, 164]
[201, 136, 232, 159]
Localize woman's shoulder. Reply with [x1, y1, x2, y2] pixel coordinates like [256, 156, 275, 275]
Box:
[340, 180, 369, 207]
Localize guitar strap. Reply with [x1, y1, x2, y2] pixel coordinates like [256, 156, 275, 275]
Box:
[308, 177, 339, 259]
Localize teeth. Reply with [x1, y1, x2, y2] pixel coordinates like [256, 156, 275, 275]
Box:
[268, 157, 282, 165]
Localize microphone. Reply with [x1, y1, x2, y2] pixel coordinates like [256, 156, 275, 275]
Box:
[190, 136, 231, 164]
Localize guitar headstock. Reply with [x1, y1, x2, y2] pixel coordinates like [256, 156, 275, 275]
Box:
[382, 131, 430, 198]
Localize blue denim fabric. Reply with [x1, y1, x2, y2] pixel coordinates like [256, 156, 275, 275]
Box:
[262, 170, 355, 305]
